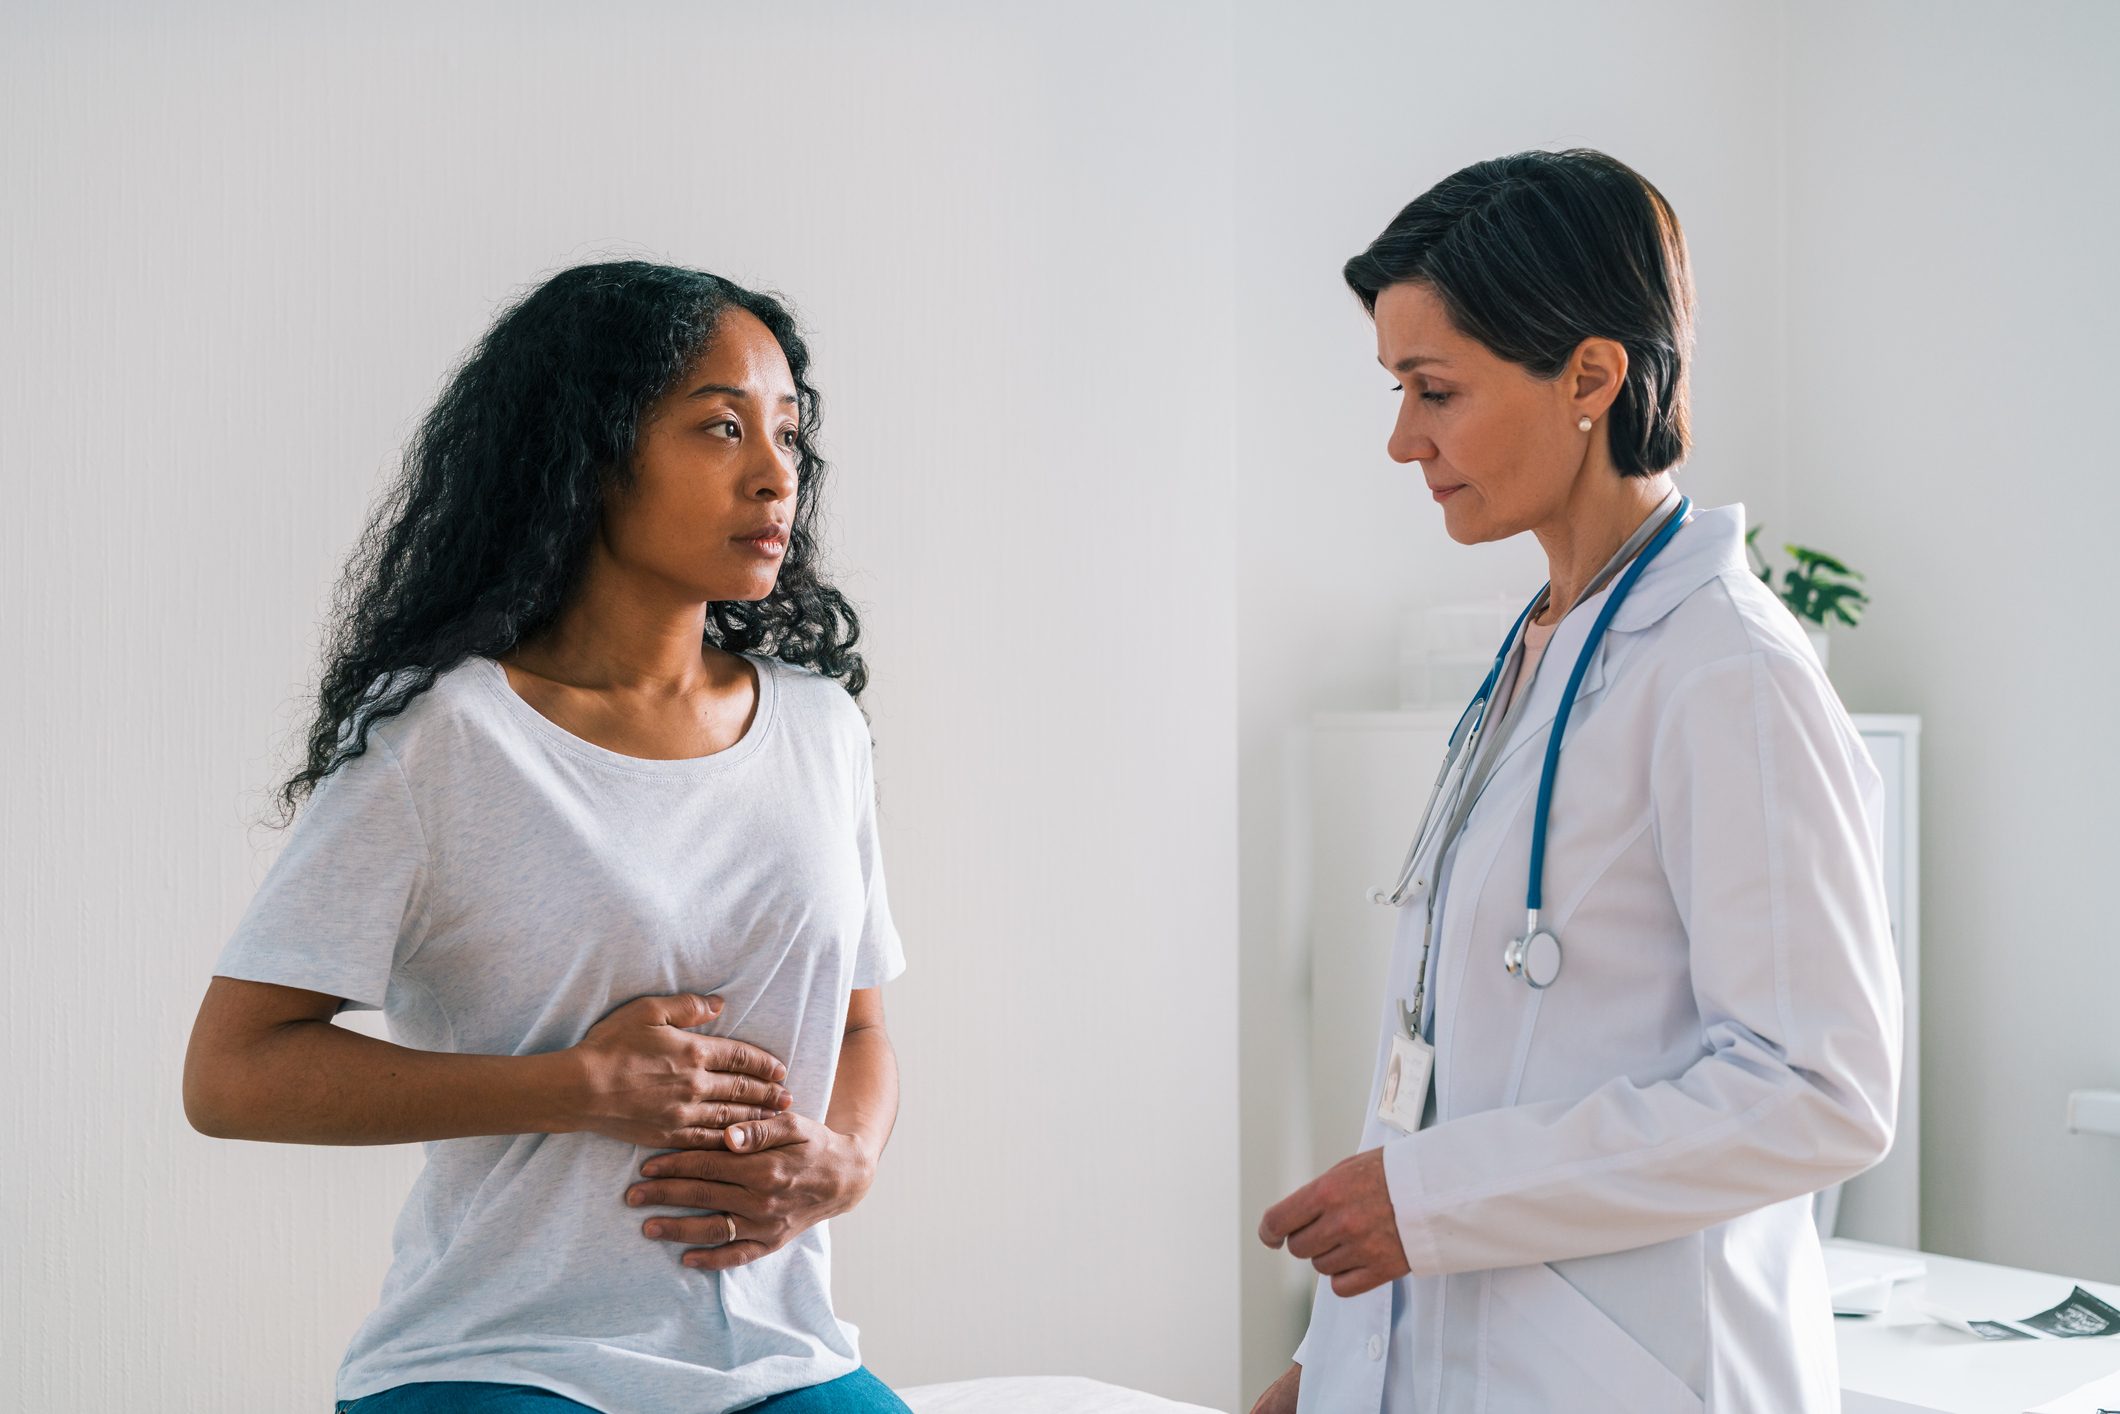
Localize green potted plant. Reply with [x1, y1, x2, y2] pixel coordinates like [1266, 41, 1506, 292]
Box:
[1745, 526, 1870, 670]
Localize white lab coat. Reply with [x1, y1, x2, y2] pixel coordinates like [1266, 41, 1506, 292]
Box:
[1293, 502, 1902, 1414]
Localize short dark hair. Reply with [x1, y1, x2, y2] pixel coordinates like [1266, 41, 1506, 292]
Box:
[1343, 148, 1695, 478]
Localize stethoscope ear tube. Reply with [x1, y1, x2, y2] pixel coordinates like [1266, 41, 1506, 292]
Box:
[1373, 592, 1545, 909]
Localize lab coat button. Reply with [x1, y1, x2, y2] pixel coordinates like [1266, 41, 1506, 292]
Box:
[1366, 1333, 1383, 1360]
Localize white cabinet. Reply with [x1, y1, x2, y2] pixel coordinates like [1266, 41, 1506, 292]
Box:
[1301, 709, 1459, 1173]
[1297, 709, 1922, 1245]
[1824, 714, 1923, 1248]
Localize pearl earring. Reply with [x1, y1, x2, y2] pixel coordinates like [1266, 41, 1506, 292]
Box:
[1577, 415, 1593, 432]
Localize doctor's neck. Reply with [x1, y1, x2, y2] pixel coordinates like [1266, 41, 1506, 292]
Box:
[1529, 469, 1677, 627]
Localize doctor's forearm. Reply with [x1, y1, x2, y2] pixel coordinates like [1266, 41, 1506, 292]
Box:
[827, 1022, 900, 1169]
[1384, 1061, 1894, 1276]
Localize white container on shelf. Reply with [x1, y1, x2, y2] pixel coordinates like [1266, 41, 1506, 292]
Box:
[1398, 595, 1525, 708]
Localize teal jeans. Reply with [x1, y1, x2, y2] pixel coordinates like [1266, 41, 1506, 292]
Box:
[335, 1366, 912, 1413]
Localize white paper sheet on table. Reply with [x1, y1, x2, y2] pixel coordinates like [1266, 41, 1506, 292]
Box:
[1824, 1242, 1927, 1301]
[899, 1374, 1229, 1414]
[1823, 1241, 1927, 1317]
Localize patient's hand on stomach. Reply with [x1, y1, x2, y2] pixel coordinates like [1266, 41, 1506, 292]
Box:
[622, 1101, 880, 1273]
[562, 991, 794, 1149]
[601, 996, 879, 1274]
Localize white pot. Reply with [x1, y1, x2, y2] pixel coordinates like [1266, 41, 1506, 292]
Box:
[1804, 625, 1831, 670]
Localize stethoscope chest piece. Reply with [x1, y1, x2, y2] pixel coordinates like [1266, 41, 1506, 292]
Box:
[1503, 926, 1563, 990]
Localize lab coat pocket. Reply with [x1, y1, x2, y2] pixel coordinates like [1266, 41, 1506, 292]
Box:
[1487, 1260, 1703, 1414]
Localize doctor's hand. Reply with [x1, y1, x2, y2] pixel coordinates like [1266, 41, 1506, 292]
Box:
[626, 1110, 877, 1271]
[1259, 1148, 1411, 1298]
[1247, 1362, 1300, 1414]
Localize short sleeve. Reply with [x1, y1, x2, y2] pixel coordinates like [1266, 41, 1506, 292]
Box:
[849, 736, 906, 990]
[214, 733, 431, 1012]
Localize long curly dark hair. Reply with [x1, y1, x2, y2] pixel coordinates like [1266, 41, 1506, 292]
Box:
[269, 260, 866, 827]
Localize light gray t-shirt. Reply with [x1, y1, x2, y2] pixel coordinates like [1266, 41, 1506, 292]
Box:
[213, 651, 906, 1411]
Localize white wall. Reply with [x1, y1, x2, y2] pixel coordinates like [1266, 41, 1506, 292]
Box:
[1230, 0, 1791, 1390]
[1781, 0, 2120, 1280]
[0, 4, 1239, 1410]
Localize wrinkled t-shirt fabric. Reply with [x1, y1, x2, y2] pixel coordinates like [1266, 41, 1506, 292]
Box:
[212, 651, 906, 1411]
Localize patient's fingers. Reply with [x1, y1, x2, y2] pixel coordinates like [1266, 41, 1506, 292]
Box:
[638, 1148, 760, 1186]
[724, 1111, 803, 1153]
[626, 1177, 752, 1213]
[689, 1100, 783, 1130]
[684, 1238, 773, 1271]
[662, 1126, 743, 1151]
[701, 1072, 790, 1110]
[697, 1036, 788, 1085]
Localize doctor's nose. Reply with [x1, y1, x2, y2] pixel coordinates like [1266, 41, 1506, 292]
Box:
[1387, 413, 1437, 465]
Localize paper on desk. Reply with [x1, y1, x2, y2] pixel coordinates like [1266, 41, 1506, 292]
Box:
[1924, 1286, 2120, 1342]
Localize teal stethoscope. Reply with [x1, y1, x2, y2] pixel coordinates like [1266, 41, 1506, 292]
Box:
[1370, 494, 1693, 998]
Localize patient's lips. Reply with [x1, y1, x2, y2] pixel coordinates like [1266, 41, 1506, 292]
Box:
[732, 521, 789, 556]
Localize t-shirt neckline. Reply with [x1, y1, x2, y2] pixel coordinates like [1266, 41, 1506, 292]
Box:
[472, 651, 778, 775]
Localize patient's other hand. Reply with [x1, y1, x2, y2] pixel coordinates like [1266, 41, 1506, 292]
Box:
[1248, 1362, 1299, 1414]
[626, 1110, 877, 1271]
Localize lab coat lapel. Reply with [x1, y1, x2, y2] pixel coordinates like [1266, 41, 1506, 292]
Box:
[1463, 503, 1750, 798]
[1462, 619, 1608, 807]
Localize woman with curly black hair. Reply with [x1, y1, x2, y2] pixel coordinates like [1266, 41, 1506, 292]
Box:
[183, 261, 912, 1414]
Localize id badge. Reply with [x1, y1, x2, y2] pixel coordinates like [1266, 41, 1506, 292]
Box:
[1376, 1029, 1434, 1134]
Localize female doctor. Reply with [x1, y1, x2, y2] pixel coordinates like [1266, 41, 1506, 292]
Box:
[1252, 149, 1902, 1414]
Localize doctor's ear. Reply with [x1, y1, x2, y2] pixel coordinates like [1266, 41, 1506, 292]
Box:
[1563, 336, 1629, 426]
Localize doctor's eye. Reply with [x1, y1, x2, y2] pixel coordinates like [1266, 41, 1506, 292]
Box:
[1420, 390, 1454, 405]
[1388, 382, 1404, 393]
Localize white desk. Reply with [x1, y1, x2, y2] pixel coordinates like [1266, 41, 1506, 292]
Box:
[1834, 1240, 2120, 1413]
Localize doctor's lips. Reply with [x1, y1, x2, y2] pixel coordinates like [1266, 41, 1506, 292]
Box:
[732, 521, 790, 557]
[1428, 482, 1464, 503]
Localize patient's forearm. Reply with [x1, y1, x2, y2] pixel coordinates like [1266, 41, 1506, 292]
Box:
[825, 1022, 899, 1171]
[186, 1018, 579, 1145]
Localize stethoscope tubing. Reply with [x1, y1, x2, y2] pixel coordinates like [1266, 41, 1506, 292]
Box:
[1378, 591, 1544, 905]
[1525, 495, 1692, 913]
[1378, 494, 1694, 974]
